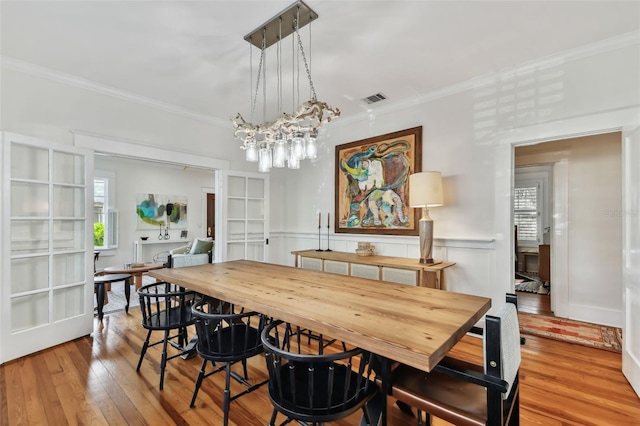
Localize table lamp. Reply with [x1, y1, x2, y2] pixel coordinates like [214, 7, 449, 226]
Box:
[409, 171, 444, 264]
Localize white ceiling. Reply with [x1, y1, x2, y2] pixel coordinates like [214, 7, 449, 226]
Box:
[2, 1, 639, 126]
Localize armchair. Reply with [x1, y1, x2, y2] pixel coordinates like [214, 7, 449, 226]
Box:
[167, 238, 214, 268]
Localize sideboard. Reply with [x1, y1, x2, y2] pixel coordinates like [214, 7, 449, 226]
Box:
[291, 250, 455, 289]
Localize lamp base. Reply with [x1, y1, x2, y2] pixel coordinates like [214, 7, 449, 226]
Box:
[420, 258, 434, 264]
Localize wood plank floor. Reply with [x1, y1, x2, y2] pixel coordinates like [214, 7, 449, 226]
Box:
[1, 307, 639, 426]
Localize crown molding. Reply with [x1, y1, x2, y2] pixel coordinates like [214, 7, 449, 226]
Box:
[334, 30, 640, 128]
[2, 30, 638, 130]
[0, 56, 229, 128]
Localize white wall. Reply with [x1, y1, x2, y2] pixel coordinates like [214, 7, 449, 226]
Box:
[268, 42, 639, 324]
[2, 35, 639, 325]
[93, 156, 215, 269]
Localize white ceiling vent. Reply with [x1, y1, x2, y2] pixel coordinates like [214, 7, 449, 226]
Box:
[362, 93, 387, 104]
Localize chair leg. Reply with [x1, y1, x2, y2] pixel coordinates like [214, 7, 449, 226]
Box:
[136, 329, 152, 372]
[159, 330, 170, 390]
[241, 359, 249, 380]
[223, 362, 232, 426]
[268, 408, 278, 426]
[190, 358, 209, 408]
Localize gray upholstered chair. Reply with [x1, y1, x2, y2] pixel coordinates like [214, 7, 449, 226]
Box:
[167, 238, 213, 268]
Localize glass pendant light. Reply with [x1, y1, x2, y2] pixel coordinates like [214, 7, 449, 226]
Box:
[305, 131, 317, 159]
[288, 143, 300, 169]
[273, 134, 287, 168]
[245, 139, 258, 162]
[292, 131, 306, 160]
[258, 143, 272, 172]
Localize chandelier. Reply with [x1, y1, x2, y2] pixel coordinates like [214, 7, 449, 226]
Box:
[232, 1, 340, 172]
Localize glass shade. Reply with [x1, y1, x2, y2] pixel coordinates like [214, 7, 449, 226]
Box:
[292, 132, 306, 160]
[258, 144, 272, 172]
[305, 132, 317, 159]
[288, 145, 300, 169]
[273, 137, 287, 168]
[245, 141, 258, 162]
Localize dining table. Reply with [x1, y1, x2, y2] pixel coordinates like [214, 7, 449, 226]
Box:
[149, 260, 491, 425]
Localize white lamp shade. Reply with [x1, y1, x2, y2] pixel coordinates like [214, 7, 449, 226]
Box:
[409, 171, 444, 208]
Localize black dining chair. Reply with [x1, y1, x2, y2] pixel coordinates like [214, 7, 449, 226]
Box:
[261, 320, 379, 425]
[189, 298, 268, 426]
[390, 294, 521, 426]
[136, 281, 197, 390]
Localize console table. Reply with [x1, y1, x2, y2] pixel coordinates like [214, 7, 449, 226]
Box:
[291, 250, 455, 289]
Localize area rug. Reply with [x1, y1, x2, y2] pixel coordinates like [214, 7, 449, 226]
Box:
[518, 312, 622, 353]
[93, 277, 152, 315]
[515, 280, 550, 295]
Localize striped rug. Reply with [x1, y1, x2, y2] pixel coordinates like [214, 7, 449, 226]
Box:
[519, 312, 622, 353]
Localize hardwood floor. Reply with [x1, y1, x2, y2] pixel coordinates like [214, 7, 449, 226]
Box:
[516, 290, 553, 316]
[1, 307, 639, 425]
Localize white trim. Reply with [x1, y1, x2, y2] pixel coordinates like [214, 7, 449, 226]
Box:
[73, 131, 229, 171]
[1, 56, 229, 127]
[3, 31, 637, 132]
[271, 232, 495, 250]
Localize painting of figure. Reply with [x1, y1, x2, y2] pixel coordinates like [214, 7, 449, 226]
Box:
[335, 127, 422, 235]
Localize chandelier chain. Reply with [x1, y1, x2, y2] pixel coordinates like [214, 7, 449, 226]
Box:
[294, 19, 317, 101]
[251, 35, 266, 119]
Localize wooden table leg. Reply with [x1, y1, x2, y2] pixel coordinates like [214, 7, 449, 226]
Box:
[134, 273, 143, 289]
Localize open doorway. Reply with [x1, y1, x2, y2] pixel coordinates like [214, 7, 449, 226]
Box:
[513, 163, 552, 316]
[512, 132, 623, 326]
[206, 193, 215, 239]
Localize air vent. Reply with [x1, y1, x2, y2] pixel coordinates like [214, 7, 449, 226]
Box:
[362, 93, 387, 104]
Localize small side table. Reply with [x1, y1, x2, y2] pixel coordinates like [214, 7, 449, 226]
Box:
[94, 273, 133, 324]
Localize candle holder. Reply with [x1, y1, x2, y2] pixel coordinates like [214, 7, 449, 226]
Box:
[324, 223, 332, 252]
[316, 223, 323, 251]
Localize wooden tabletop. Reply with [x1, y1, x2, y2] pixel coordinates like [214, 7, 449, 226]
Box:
[150, 260, 490, 372]
[291, 249, 456, 272]
[104, 263, 165, 274]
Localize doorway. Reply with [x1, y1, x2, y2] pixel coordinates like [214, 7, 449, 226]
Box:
[513, 163, 553, 316]
[206, 193, 215, 239]
[513, 132, 623, 325]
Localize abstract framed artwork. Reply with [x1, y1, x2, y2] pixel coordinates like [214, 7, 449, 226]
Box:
[335, 126, 422, 235]
[135, 193, 188, 230]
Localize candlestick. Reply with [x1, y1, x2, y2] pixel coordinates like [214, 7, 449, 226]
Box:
[325, 212, 332, 252]
[316, 213, 322, 251]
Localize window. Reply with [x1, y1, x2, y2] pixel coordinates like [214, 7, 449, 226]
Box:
[514, 180, 542, 246]
[94, 173, 118, 249]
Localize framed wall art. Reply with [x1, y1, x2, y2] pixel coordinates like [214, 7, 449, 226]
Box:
[135, 193, 188, 230]
[335, 126, 422, 235]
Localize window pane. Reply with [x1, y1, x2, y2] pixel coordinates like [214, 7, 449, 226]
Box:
[11, 292, 49, 332]
[53, 186, 85, 217]
[53, 151, 85, 185]
[11, 220, 49, 255]
[515, 212, 538, 241]
[53, 285, 85, 320]
[11, 182, 49, 217]
[11, 144, 49, 181]
[514, 186, 537, 210]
